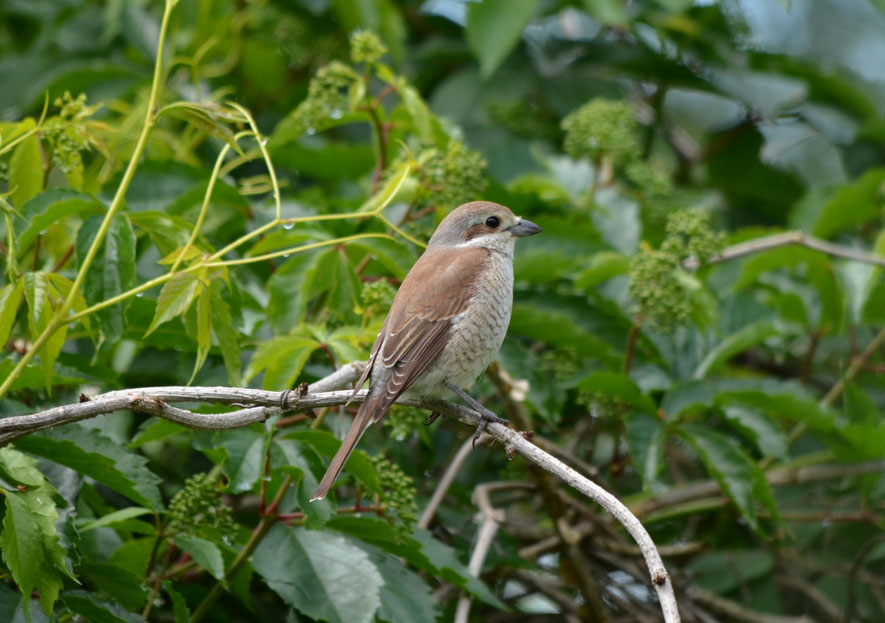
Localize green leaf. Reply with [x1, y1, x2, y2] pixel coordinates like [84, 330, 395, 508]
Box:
[76, 214, 137, 342]
[127, 211, 193, 257]
[145, 272, 201, 337]
[187, 284, 211, 384]
[209, 282, 241, 386]
[283, 430, 380, 494]
[129, 419, 189, 448]
[357, 543, 438, 623]
[253, 524, 383, 623]
[271, 439, 334, 529]
[9, 124, 42, 208]
[78, 563, 148, 611]
[582, 0, 628, 26]
[722, 407, 788, 460]
[210, 427, 267, 494]
[159, 102, 244, 155]
[577, 371, 656, 414]
[13, 427, 163, 509]
[78, 507, 153, 533]
[14, 190, 105, 255]
[328, 518, 505, 609]
[807, 169, 885, 238]
[62, 590, 145, 623]
[466, 0, 538, 78]
[164, 582, 191, 623]
[267, 248, 333, 332]
[676, 424, 778, 534]
[624, 413, 665, 486]
[245, 335, 320, 390]
[574, 252, 630, 290]
[688, 551, 774, 594]
[173, 535, 226, 583]
[0, 449, 76, 617]
[693, 320, 780, 379]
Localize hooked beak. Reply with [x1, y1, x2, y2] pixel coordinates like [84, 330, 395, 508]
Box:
[506, 218, 543, 237]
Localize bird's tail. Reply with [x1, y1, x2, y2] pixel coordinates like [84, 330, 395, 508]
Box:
[310, 390, 387, 501]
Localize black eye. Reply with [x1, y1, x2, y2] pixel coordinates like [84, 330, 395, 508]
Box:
[485, 216, 500, 228]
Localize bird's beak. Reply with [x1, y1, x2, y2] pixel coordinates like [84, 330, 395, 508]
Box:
[506, 219, 542, 237]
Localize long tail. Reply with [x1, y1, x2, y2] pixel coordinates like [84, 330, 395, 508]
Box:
[310, 391, 387, 501]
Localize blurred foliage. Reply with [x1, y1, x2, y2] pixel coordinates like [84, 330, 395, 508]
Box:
[1, 0, 885, 621]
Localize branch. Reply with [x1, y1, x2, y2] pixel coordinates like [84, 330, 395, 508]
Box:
[684, 230, 885, 270]
[1, 366, 682, 623]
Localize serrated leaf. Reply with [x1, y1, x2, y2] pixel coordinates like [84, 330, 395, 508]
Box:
[271, 439, 334, 529]
[0, 280, 24, 348]
[145, 272, 200, 337]
[210, 427, 267, 494]
[13, 427, 163, 509]
[9, 125, 42, 208]
[577, 371, 656, 414]
[76, 214, 136, 342]
[245, 335, 320, 390]
[127, 211, 193, 257]
[267, 249, 334, 332]
[209, 282, 241, 386]
[282, 430, 380, 494]
[328, 517, 506, 609]
[23, 271, 49, 339]
[0, 449, 76, 617]
[129, 419, 190, 448]
[62, 591, 145, 623]
[693, 320, 780, 379]
[159, 102, 244, 155]
[676, 424, 778, 534]
[253, 524, 383, 623]
[173, 535, 226, 583]
[358, 543, 438, 623]
[164, 582, 191, 623]
[78, 563, 148, 611]
[625, 413, 665, 486]
[15, 190, 106, 255]
[187, 284, 211, 385]
[466, 0, 537, 77]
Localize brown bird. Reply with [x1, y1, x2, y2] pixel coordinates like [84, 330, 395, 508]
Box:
[311, 201, 541, 501]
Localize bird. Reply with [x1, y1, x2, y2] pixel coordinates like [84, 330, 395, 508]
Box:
[311, 201, 542, 501]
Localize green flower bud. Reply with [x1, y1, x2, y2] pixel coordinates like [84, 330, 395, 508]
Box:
[561, 98, 641, 167]
[350, 29, 387, 64]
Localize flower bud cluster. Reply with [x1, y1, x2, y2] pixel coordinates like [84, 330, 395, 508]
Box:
[629, 209, 721, 331]
[167, 472, 237, 538]
[418, 140, 488, 208]
[369, 455, 418, 541]
[561, 98, 640, 167]
[350, 30, 387, 65]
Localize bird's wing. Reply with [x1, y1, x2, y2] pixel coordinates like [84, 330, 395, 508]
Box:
[311, 245, 490, 501]
[370, 244, 490, 420]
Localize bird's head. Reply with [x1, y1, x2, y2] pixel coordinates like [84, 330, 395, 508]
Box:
[427, 201, 542, 253]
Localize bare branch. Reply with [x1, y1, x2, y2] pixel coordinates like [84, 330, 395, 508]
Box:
[684, 230, 885, 270]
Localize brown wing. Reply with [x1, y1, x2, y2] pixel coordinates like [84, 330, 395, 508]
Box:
[369, 245, 490, 421]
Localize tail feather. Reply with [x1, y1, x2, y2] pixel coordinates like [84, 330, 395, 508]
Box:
[310, 391, 388, 501]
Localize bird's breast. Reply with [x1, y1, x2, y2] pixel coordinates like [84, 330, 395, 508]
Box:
[410, 251, 514, 395]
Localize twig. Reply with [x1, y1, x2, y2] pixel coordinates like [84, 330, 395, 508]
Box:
[684, 230, 885, 270]
[418, 434, 490, 529]
[454, 482, 509, 623]
[630, 459, 885, 518]
[686, 584, 814, 623]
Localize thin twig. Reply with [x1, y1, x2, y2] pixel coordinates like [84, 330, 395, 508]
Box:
[454, 482, 510, 623]
[684, 230, 885, 270]
[418, 434, 490, 530]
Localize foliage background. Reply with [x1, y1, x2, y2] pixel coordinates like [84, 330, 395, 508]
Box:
[1, 0, 885, 621]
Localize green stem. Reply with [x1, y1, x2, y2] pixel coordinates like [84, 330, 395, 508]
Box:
[0, 0, 178, 401]
[191, 475, 294, 623]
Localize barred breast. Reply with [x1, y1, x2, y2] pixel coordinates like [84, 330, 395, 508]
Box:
[409, 250, 514, 396]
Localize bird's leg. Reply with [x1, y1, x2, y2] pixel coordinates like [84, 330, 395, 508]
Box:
[444, 381, 509, 443]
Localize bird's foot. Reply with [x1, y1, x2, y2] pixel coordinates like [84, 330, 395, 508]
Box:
[425, 411, 444, 425]
[443, 381, 508, 445]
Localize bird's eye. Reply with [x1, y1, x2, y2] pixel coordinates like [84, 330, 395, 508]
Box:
[485, 216, 500, 228]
